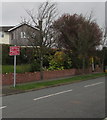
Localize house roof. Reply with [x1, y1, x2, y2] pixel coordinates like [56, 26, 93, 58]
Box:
[0, 26, 14, 32]
[8, 23, 40, 32]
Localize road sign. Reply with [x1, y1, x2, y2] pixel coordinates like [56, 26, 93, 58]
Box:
[9, 46, 20, 56]
[9, 46, 20, 87]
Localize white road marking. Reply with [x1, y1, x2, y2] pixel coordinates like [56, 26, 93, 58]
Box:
[84, 82, 104, 88]
[34, 89, 72, 101]
[0, 106, 7, 110]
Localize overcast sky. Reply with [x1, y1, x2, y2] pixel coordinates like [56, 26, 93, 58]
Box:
[1, 1, 105, 28]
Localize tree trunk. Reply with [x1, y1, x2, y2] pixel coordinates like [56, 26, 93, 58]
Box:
[39, 20, 44, 80]
[82, 57, 85, 74]
[40, 56, 43, 80]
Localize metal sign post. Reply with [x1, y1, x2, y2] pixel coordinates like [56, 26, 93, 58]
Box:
[14, 55, 16, 87]
[9, 46, 20, 87]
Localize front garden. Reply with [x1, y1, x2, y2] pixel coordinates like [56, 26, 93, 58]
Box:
[2, 44, 106, 74]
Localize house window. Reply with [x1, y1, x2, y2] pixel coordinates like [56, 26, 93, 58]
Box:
[21, 32, 26, 38]
[0, 32, 4, 38]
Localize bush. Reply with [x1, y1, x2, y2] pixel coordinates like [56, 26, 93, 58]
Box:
[64, 57, 72, 69]
[2, 44, 12, 65]
[30, 61, 40, 72]
[48, 58, 64, 70]
[48, 51, 72, 70]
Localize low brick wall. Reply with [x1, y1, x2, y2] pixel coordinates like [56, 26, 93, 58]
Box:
[2, 72, 40, 85]
[2, 69, 76, 85]
[43, 69, 76, 80]
[2, 68, 102, 85]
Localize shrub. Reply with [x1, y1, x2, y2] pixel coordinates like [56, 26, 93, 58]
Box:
[48, 51, 72, 70]
[30, 61, 40, 72]
[48, 58, 64, 70]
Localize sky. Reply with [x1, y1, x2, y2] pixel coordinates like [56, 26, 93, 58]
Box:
[0, 1, 106, 28]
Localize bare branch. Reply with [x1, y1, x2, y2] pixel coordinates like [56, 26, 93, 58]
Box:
[26, 9, 38, 26]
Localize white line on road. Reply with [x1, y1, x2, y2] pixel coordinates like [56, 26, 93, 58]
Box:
[0, 106, 7, 110]
[34, 89, 72, 101]
[84, 82, 104, 88]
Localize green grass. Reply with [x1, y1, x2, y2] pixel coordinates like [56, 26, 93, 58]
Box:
[2, 64, 31, 73]
[13, 72, 106, 90]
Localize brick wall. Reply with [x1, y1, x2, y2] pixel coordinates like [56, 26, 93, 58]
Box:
[2, 68, 102, 85]
[2, 72, 40, 85]
[2, 69, 76, 85]
[43, 69, 76, 80]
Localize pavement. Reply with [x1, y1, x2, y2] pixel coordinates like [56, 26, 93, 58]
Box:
[1, 77, 106, 118]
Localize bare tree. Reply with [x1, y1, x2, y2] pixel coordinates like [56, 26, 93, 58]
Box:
[23, 1, 57, 80]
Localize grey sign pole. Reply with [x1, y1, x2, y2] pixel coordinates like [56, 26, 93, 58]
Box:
[14, 55, 16, 87]
[9, 45, 20, 87]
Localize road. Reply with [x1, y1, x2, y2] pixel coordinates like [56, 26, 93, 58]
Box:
[1, 77, 105, 118]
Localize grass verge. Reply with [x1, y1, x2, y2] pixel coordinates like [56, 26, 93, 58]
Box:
[12, 72, 106, 91]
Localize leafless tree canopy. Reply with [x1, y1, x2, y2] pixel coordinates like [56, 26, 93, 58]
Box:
[25, 1, 57, 48]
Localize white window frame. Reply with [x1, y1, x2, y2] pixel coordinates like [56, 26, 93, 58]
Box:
[21, 32, 26, 38]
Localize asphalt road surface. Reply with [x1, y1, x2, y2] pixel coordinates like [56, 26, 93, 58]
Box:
[1, 77, 105, 118]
